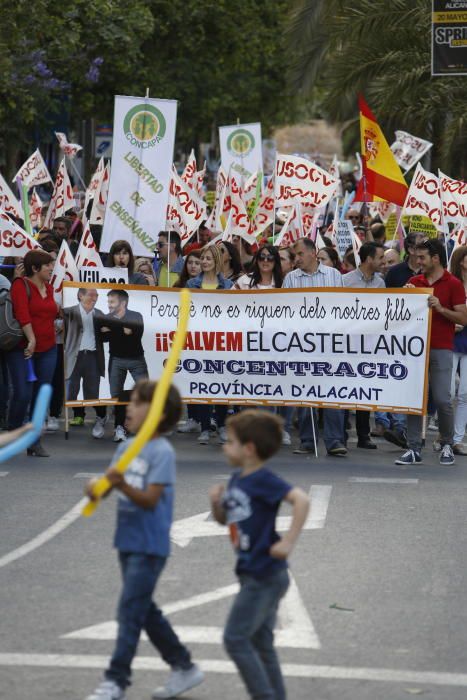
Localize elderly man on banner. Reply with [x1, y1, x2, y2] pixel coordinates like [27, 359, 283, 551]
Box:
[282, 237, 348, 457]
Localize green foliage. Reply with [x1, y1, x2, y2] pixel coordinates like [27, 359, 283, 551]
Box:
[0, 0, 297, 169]
[288, 0, 467, 178]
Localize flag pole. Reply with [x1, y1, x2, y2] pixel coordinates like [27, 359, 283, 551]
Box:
[66, 154, 87, 191]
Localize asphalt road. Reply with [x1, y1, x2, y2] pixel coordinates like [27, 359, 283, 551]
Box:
[1, 419, 467, 700]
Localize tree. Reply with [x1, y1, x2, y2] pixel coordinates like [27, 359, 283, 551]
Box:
[288, 0, 467, 178]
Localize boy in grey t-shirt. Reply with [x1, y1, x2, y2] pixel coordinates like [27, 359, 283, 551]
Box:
[85, 380, 204, 700]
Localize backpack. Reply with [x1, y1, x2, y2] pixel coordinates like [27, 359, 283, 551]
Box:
[0, 279, 31, 351]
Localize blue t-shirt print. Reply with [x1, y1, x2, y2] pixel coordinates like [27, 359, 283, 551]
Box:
[112, 437, 176, 557]
[223, 468, 292, 579]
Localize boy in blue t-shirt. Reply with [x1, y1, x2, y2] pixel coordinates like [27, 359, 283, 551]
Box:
[210, 410, 310, 700]
[85, 380, 204, 700]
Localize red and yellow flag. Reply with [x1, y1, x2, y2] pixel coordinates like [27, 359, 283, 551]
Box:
[356, 95, 408, 206]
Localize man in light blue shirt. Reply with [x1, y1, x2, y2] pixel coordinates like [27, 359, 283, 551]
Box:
[283, 238, 347, 457]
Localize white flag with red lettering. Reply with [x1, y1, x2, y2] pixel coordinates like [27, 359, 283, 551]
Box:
[274, 205, 302, 248]
[0, 209, 41, 256]
[0, 171, 23, 219]
[83, 157, 105, 224]
[44, 159, 75, 229]
[228, 175, 257, 244]
[75, 224, 104, 268]
[166, 168, 207, 244]
[402, 163, 442, 230]
[29, 189, 43, 229]
[205, 167, 227, 233]
[13, 149, 52, 188]
[50, 240, 79, 302]
[90, 162, 110, 225]
[439, 171, 467, 225]
[253, 176, 275, 233]
[55, 132, 83, 158]
[275, 154, 338, 207]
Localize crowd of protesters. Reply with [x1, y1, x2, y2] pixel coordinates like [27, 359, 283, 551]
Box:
[1, 199, 466, 466]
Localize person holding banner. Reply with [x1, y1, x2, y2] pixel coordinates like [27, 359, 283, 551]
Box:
[396, 240, 467, 466]
[7, 250, 58, 456]
[107, 240, 148, 286]
[282, 238, 347, 456]
[153, 231, 184, 287]
[186, 244, 233, 444]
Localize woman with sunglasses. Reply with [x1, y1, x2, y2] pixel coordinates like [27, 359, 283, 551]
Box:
[234, 244, 283, 290]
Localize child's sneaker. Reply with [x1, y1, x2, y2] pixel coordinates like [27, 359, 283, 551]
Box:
[86, 679, 125, 700]
[152, 664, 204, 698]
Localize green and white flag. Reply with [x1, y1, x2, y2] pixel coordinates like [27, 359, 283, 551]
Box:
[100, 95, 177, 256]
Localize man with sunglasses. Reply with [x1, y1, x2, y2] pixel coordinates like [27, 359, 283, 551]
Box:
[153, 231, 184, 287]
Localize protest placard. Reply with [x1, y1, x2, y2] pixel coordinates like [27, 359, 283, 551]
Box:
[63, 285, 431, 414]
[219, 122, 263, 181]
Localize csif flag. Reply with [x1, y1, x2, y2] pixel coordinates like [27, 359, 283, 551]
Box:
[355, 95, 408, 207]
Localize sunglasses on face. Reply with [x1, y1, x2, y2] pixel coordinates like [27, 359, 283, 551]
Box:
[258, 254, 274, 262]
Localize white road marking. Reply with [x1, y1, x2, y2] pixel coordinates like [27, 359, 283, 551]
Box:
[1, 654, 467, 687]
[64, 573, 320, 649]
[0, 472, 9, 477]
[348, 477, 419, 484]
[171, 485, 332, 547]
[0, 498, 87, 569]
[73, 473, 103, 479]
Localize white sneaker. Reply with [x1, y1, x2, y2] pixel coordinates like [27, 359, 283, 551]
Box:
[86, 679, 125, 700]
[218, 426, 227, 444]
[113, 426, 127, 442]
[198, 430, 210, 445]
[282, 430, 291, 446]
[92, 415, 108, 439]
[152, 664, 204, 699]
[177, 418, 201, 433]
[46, 416, 59, 432]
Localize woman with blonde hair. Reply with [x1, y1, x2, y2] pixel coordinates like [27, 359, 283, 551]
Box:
[186, 244, 233, 290]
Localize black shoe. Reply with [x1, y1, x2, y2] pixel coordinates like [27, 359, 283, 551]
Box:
[383, 429, 408, 449]
[27, 443, 49, 457]
[357, 438, 377, 450]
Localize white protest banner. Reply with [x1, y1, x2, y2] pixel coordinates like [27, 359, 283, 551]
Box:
[335, 219, 354, 260]
[79, 266, 128, 284]
[50, 240, 79, 302]
[0, 171, 23, 219]
[391, 131, 433, 173]
[253, 176, 275, 232]
[13, 149, 52, 188]
[402, 163, 442, 230]
[166, 168, 207, 244]
[274, 205, 302, 248]
[439, 171, 467, 224]
[63, 285, 430, 414]
[89, 162, 110, 225]
[29, 189, 42, 228]
[219, 122, 262, 181]
[75, 224, 104, 268]
[100, 95, 177, 256]
[44, 158, 75, 229]
[0, 209, 41, 256]
[275, 154, 338, 208]
[55, 132, 83, 158]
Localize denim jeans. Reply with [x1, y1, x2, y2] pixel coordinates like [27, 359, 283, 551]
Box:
[374, 411, 406, 432]
[223, 568, 289, 700]
[6, 345, 57, 429]
[407, 349, 453, 452]
[451, 352, 467, 444]
[106, 553, 192, 689]
[298, 407, 345, 451]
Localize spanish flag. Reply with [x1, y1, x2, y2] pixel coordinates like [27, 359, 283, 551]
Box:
[355, 95, 408, 206]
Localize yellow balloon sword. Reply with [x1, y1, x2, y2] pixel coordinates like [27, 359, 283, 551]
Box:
[81, 288, 191, 517]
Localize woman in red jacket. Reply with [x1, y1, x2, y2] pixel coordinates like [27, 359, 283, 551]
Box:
[7, 250, 58, 456]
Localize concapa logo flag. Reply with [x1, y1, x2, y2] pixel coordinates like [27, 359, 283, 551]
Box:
[356, 95, 408, 207]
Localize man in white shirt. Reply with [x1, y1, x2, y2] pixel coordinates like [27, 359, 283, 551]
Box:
[283, 238, 347, 457]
